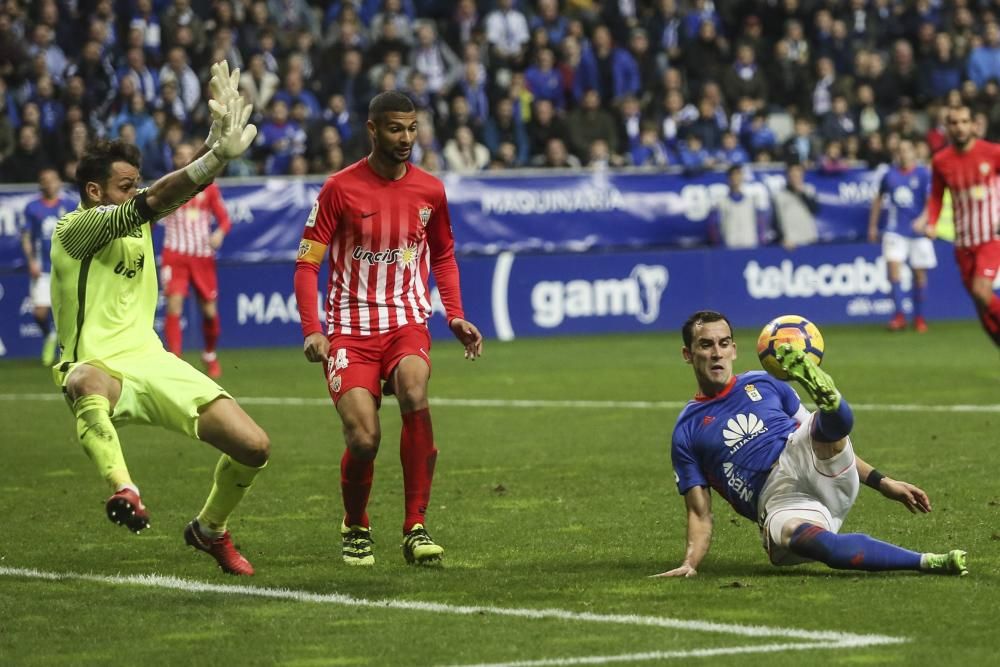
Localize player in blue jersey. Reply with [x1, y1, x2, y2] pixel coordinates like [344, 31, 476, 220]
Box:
[20, 167, 78, 365]
[867, 139, 936, 332]
[654, 310, 967, 577]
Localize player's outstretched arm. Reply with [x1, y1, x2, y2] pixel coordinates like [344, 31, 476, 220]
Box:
[855, 454, 932, 514]
[146, 96, 256, 212]
[449, 317, 483, 360]
[651, 485, 713, 578]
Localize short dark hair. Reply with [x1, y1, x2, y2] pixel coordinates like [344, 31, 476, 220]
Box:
[76, 139, 142, 200]
[368, 91, 415, 121]
[681, 310, 733, 349]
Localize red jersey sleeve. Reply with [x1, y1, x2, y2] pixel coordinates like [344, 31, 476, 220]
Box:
[294, 178, 341, 337]
[207, 185, 232, 234]
[426, 186, 465, 324]
[927, 154, 945, 230]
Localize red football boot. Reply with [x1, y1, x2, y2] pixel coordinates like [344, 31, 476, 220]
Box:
[184, 520, 255, 575]
[887, 313, 906, 331]
[105, 488, 150, 533]
[914, 316, 928, 333]
[203, 353, 222, 379]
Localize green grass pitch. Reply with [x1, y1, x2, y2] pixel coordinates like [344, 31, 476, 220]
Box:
[1, 321, 998, 666]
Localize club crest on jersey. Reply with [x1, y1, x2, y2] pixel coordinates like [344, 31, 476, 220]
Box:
[418, 206, 432, 227]
[744, 384, 763, 402]
[981, 162, 991, 176]
[334, 348, 349, 371]
[330, 375, 342, 393]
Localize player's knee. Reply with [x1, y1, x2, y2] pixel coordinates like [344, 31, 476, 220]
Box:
[394, 382, 428, 411]
[242, 426, 270, 467]
[971, 282, 994, 305]
[345, 425, 380, 459]
[65, 368, 112, 403]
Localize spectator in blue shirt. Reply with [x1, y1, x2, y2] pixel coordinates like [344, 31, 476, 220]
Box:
[630, 124, 672, 167]
[483, 97, 529, 166]
[716, 131, 749, 166]
[574, 25, 640, 106]
[968, 23, 1000, 89]
[110, 91, 158, 155]
[273, 69, 321, 122]
[531, 0, 569, 45]
[920, 32, 964, 102]
[256, 98, 306, 175]
[31, 76, 64, 134]
[678, 135, 715, 174]
[524, 48, 565, 109]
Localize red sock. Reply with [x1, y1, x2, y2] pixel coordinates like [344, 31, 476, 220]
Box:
[202, 316, 220, 354]
[165, 313, 182, 355]
[400, 408, 437, 533]
[341, 449, 373, 528]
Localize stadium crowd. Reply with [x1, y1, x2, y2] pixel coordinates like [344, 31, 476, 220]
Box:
[0, 0, 997, 182]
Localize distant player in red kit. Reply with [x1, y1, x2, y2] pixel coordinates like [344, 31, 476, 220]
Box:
[927, 105, 1000, 347]
[293, 91, 483, 566]
[161, 143, 232, 377]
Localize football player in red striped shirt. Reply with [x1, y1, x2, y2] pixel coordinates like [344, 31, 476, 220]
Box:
[927, 105, 1000, 347]
[160, 142, 233, 377]
[294, 91, 483, 566]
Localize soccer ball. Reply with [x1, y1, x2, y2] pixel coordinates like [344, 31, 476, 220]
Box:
[756, 315, 825, 380]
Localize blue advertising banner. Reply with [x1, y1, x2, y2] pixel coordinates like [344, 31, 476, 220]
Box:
[1, 167, 880, 269]
[3, 241, 990, 359]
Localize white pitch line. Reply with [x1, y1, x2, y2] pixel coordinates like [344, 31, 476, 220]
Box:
[445, 641, 867, 667]
[0, 566, 904, 667]
[3, 393, 1000, 413]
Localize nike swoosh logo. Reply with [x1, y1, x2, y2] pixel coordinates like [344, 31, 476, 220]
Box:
[361, 211, 377, 218]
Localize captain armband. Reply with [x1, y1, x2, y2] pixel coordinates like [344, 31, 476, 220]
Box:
[297, 239, 327, 264]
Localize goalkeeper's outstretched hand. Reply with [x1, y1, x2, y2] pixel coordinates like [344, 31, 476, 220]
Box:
[212, 95, 257, 161]
[205, 61, 242, 148]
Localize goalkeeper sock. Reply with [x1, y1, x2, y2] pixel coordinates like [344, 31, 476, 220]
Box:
[165, 313, 182, 355]
[196, 454, 266, 536]
[812, 397, 854, 442]
[400, 408, 437, 533]
[789, 523, 922, 571]
[341, 448, 374, 528]
[73, 394, 133, 490]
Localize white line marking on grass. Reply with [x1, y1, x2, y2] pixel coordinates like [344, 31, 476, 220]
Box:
[1, 566, 904, 667]
[5, 393, 1000, 413]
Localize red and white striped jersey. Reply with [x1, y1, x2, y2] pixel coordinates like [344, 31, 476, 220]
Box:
[929, 140, 1000, 248]
[160, 183, 231, 257]
[294, 158, 465, 337]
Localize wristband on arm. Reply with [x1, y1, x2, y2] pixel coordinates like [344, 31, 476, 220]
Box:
[866, 469, 885, 491]
[185, 150, 225, 185]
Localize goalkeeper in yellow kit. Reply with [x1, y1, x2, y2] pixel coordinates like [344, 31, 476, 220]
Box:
[50, 63, 265, 576]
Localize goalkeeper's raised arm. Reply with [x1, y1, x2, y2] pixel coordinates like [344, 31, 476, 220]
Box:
[57, 61, 255, 260]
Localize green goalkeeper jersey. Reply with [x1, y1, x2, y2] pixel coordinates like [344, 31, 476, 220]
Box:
[50, 189, 188, 366]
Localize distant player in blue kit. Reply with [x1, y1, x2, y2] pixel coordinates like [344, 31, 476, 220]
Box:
[654, 310, 967, 577]
[20, 167, 78, 365]
[868, 139, 936, 332]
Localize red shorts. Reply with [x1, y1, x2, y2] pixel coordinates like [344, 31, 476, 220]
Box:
[161, 250, 218, 301]
[323, 324, 432, 404]
[954, 240, 1000, 290]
